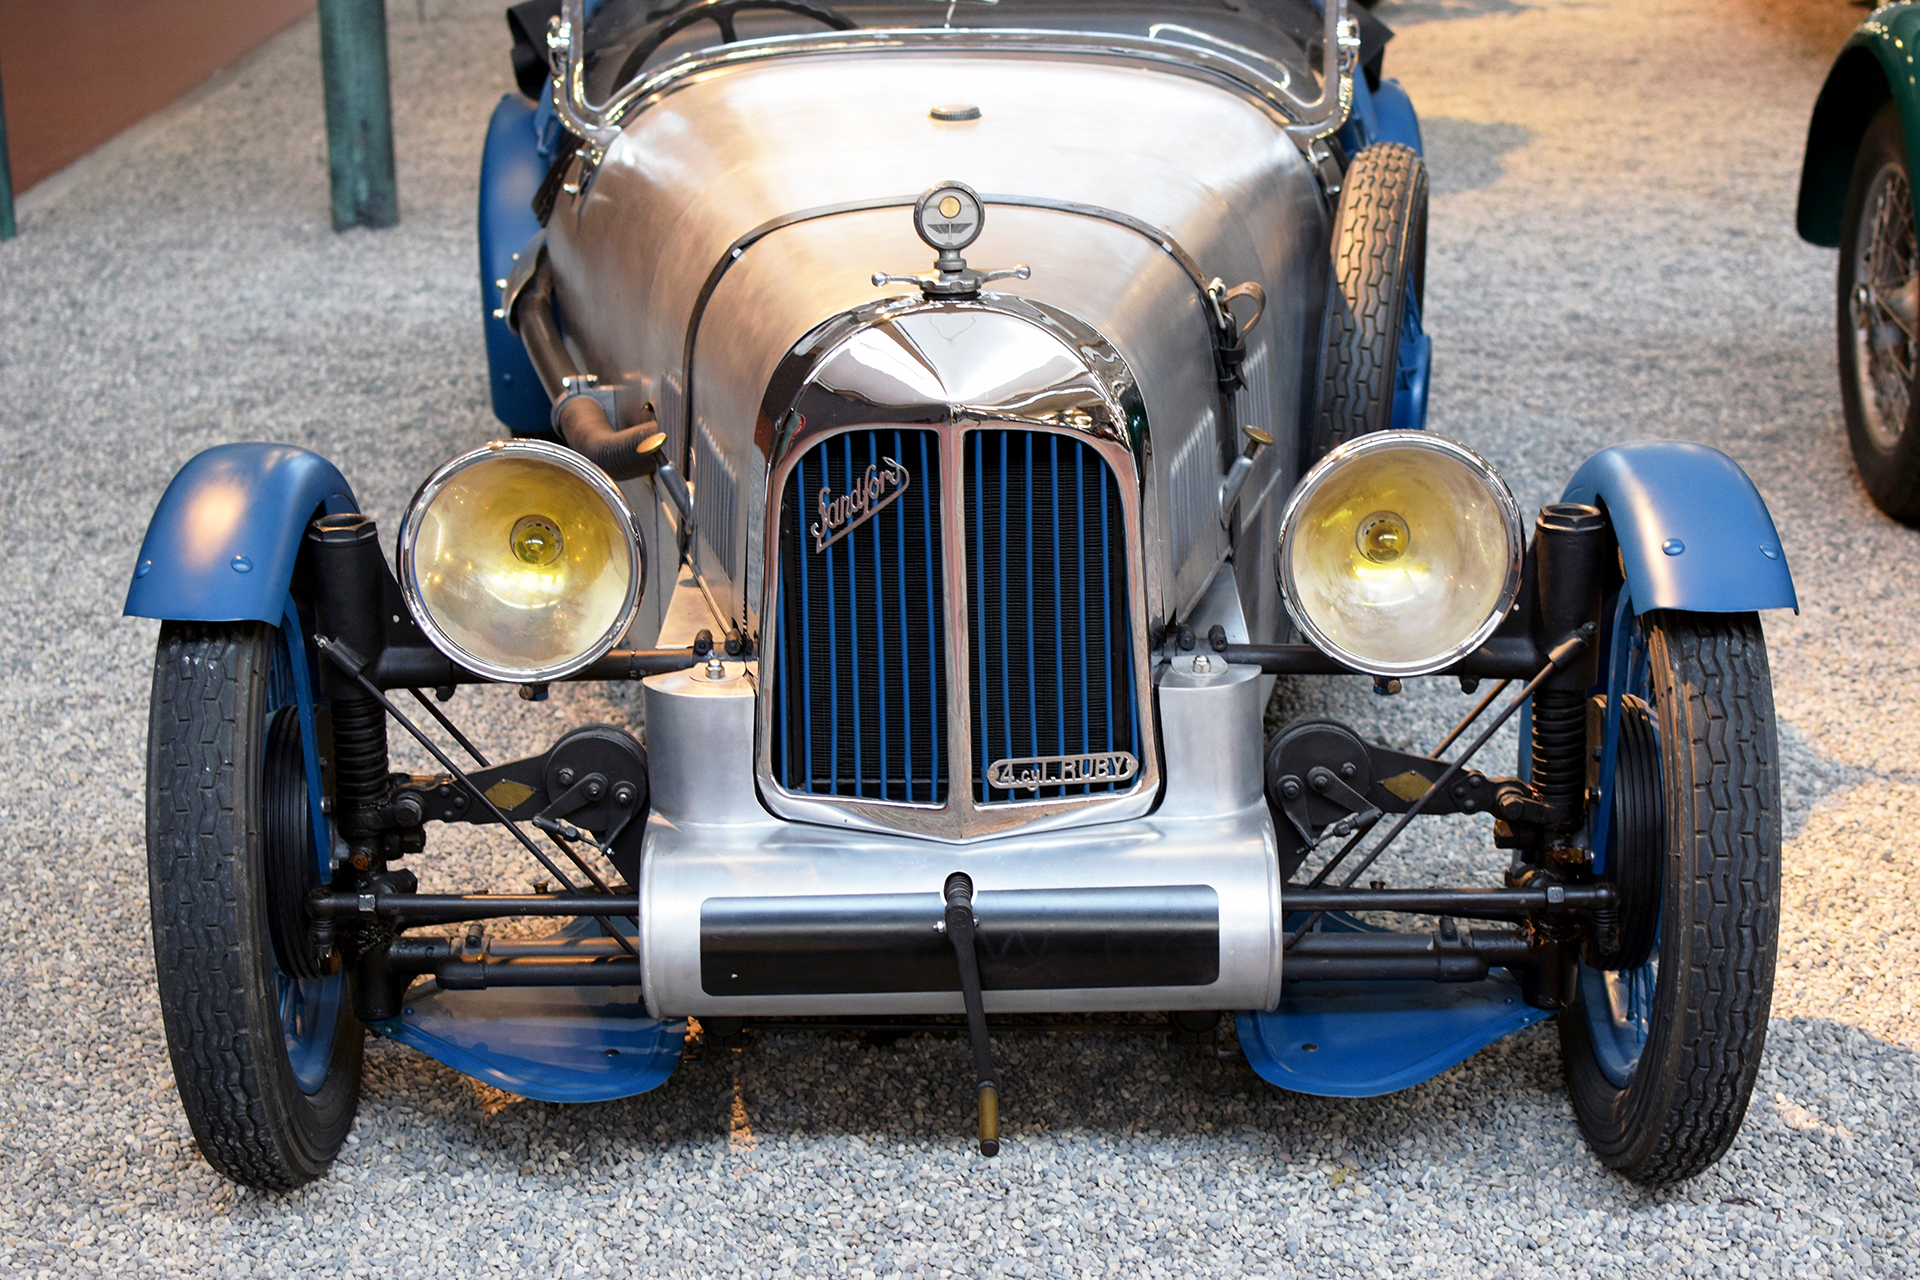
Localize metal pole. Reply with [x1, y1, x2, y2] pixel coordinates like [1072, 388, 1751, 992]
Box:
[0, 57, 17, 241]
[317, 0, 398, 230]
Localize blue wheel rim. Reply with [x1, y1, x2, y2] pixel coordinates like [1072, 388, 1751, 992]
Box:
[266, 608, 343, 1096]
[278, 969, 346, 1095]
[1580, 925, 1658, 1088]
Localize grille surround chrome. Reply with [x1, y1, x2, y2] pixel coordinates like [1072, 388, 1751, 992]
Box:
[754, 297, 1160, 841]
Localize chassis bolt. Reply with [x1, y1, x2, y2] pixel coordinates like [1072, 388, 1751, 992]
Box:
[557, 767, 576, 787]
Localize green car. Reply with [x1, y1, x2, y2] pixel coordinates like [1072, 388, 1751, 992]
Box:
[1801, 4, 1920, 519]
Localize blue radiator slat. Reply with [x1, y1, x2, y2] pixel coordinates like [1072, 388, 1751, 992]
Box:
[1051, 435, 1066, 760]
[1025, 433, 1038, 765]
[893, 429, 910, 802]
[921, 431, 939, 801]
[1006, 433, 1021, 771]
[1076, 446, 1090, 755]
[843, 435, 862, 798]
[1101, 472, 1116, 757]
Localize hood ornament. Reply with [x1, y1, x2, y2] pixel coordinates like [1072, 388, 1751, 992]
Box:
[872, 181, 1030, 299]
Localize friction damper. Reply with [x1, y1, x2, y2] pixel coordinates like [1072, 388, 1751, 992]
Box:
[1588, 693, 1663, 971]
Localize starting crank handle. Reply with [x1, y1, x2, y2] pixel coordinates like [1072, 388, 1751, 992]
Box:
[945, 872, 1003, 1158]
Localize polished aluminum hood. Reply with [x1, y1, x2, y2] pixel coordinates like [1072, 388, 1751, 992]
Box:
[544, 39, 1333, 647]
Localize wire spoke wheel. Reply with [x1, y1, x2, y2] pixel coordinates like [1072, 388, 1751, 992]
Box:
[1838, 103, 1920, 519]
[1850, 163, 1916, 451]
[147, 618, 362, 1190]
[1560, 610, 1780, 1185]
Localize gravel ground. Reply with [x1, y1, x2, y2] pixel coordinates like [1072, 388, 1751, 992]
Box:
[0, 0, 1914, 1275]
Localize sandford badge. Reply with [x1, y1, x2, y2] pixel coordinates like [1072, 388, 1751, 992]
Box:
[812, 456, 910, 552]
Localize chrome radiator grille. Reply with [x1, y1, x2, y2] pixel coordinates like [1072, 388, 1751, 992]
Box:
[768, 425, 1141, 819]
[769, 429, 948, 802]
[965, 430, 1140, 804]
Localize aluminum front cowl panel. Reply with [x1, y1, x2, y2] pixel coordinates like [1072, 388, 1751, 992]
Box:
[641, 808, 1278, 1016]
[640, 656, 1279, 1017]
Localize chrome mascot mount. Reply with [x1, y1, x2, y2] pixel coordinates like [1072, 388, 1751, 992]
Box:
[872, 181, 1031, 298]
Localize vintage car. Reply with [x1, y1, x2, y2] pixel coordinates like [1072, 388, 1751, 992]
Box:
[1799, 5, 1920, 520]
[130, 0, 1797, 1190]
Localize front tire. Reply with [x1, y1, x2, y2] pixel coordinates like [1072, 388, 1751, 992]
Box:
[1837, 102, 1920, 521]
[1560, 611, 1779, 1184]
[148, 620, 362, 1190]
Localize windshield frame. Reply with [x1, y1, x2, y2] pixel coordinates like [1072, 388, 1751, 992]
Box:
[544, 0, 1357, 162]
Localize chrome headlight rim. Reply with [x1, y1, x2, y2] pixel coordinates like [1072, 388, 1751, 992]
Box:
[1276, 430, 1524, 679]
[397, 439, 644, 685]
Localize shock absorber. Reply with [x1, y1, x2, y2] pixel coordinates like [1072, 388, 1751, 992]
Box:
[309, 512, 393, 867]
[1529, 503, 1606, 839]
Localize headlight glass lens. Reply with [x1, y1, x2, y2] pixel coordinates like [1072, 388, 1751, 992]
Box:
[399, 440, 642, 683]
[1277, 432, 1523, 677]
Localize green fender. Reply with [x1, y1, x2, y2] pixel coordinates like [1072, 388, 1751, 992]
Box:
[1799, 6, 1920, 247]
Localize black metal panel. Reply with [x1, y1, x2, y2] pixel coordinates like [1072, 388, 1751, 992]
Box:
[772, 429, 948, 802]
[965, 430, 1140, 803]
[701, 885, 1220, 996]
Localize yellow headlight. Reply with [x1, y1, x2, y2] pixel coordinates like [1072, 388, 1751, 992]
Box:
[398, 440, 643, 683]
[1277, 432, 1522, 677]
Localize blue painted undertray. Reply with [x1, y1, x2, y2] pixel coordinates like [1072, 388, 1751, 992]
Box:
[375, 983, 686, 1103]
[1237, 971, 1552, 1098]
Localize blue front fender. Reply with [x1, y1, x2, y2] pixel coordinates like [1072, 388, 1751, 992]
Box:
[125, 443, 360, 623]
[1561, 441, 1796, 615]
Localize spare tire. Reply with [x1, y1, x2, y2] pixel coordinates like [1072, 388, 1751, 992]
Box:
[1309, 142, 1430, 463]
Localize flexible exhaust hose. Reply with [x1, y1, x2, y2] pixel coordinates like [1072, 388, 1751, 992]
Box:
[513, 260, 663, 481]
[510, 257, 573, 397]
